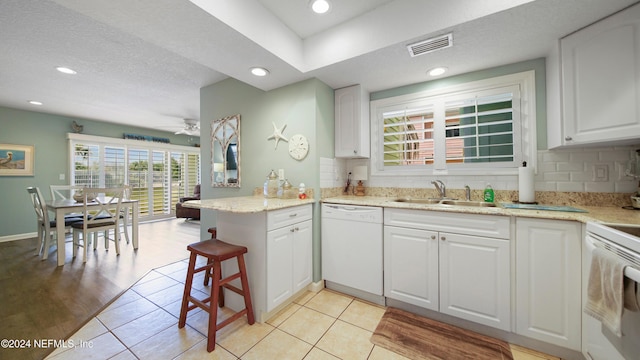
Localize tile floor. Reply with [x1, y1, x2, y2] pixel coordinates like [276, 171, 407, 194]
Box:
[47, 259, 560, 360]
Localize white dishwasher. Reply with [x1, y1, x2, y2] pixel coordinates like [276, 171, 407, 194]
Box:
[321, 203, 384, 304]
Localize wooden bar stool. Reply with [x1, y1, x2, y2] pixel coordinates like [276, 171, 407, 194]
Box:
[178, 238, 255, 352]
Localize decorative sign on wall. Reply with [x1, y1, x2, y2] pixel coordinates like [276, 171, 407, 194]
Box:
[123, 133, 170, 143]
[0, 143, 34, 176]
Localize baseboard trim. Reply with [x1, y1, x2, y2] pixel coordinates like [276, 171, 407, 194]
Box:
[0, 232, 36, 243]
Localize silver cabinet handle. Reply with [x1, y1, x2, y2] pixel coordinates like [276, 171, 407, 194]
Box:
[289, 213, 298, 217]
[430, 235, 436, 240]
[353, 150, 358, 154]
[441, 236, 446, 241]
[290, 228, 295, 232]
[565, 136, 573, 141]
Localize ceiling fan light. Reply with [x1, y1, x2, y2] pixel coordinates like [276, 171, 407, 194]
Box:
[250, 67, 269, 76]
[310, 0, 330, 14]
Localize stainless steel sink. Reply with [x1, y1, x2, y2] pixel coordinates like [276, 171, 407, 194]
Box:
[439, 200, 497, 207]
[392, 198, 442, 204]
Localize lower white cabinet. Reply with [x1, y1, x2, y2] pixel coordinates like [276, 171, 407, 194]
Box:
[439, 232, 510, 331]
[515, 218, 582, 351]
[217, 204, 312, 322]
[384, 209, 511, 331]
[267, 213, 312, 312]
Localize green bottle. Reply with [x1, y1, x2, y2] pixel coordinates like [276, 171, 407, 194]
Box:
[483, 184, 495, 203]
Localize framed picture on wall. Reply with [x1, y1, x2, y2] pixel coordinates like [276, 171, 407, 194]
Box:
[0, 144, 34, 176]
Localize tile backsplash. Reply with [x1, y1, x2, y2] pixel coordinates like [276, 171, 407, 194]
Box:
[321, 145, 640, 194]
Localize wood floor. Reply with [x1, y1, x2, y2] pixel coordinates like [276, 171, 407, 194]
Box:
[0, 218, 202, 360]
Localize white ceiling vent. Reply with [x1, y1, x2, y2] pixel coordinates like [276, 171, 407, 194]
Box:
[407, 33, 453, 57]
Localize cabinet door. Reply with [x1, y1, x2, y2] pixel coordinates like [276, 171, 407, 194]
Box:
[439, 233, 511, 331]
[560, 3, 640, 146]
[384, 226, 438, 310]
[515, 218, 581, 350]
[292, 220, 312, 293]
[335, 85, 370, 158]
[266, 226, 293, 312]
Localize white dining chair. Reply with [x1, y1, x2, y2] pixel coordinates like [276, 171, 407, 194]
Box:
[50, 185, 83, 201]
[26, 187, 79, 260]
[119, 185, 132, 244]
[71, 187, 124, 263]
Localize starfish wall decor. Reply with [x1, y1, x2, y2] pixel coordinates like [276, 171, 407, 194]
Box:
[267, 122, 288, 149]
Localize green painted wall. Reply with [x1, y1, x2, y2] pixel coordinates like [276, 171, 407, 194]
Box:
[371, 58, 547, 150]
[0, 106, 196, 238]
[200, 78, 334, 282]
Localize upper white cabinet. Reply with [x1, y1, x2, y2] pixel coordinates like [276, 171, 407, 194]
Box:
[335, 85, 370, 158]
[549, 3, 640, 148]
[515, 218, 582, 351]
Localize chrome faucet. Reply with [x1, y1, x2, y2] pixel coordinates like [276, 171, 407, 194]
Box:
[464, 185, 471, 201]
[431, 180, 446, 199]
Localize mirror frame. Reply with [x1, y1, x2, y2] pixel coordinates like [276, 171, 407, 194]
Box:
[211, 114, 241, 188]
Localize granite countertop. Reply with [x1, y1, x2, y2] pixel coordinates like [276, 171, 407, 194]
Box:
[183, 196, 315, 214]
[322, 196, 640, 225]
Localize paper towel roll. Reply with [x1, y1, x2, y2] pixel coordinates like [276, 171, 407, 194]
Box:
[518, 164, 535, 203]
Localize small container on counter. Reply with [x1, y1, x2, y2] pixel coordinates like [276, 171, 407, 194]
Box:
[264, 170, 279, 198]
[298, 183, 307, 199]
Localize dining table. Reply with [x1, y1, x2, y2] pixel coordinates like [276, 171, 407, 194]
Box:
[45, 198, 139, 266]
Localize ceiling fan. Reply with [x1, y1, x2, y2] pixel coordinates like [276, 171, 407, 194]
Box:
[175, 118, 200, 136]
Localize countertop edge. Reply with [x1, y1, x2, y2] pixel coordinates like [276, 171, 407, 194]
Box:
[321, 196, 640, 225]
[182, 197, 315, 213]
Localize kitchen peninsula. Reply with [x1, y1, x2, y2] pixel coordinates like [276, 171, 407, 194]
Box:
[182, 196, 315, 322]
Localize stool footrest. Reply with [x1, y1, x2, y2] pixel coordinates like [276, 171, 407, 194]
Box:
[222, 283, 245, 297]
[219, 272, 241, 287]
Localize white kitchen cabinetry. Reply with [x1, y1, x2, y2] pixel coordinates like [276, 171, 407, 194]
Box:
[515, 218, 582, 351]
[550, 3, 640, 148]
[335, 84, 370, 158]
[217, 204, 312, 322]
[384, 209, 511, 331]
[267, 207, 312, 312]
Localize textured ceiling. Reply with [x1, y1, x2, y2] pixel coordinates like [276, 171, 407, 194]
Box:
[0, 0, 637, 135]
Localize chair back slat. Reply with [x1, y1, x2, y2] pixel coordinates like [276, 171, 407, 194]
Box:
[81, 187, 124, 230]
[50, 185, 83, 201]
[27, 187, 50, 226]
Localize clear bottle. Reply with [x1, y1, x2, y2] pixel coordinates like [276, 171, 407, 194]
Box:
[264, 170, 279, 198]
[483, 184, 495, 203]
[282, 179, 294, 199]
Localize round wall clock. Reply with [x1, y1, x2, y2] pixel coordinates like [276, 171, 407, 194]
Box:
[288, 134, 309, 160]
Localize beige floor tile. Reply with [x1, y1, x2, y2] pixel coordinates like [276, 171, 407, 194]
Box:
[48, 332, 126, 360]
[109, 350, 138, 360]
[131, 275, 180, 297]
[338, 300, 386, 332]
[111, 308, 177, 348]
[294, 290, 316, 306]
[97, 297, 159, 330]
[216, 321, 275, 357]
[266, 302, 302, 327]
[47, 318, 109, 358]
[173, 338, 237, 359]
[102, 289, 143, 312]
[162, 297, 203, 319]
[510, 344, 561, 360]
[304, 290, 353, 318]
[155, 260, 190, 275]
[279, 307, 336, 345]
[368, 345, 412, 360]
[129, 324, 205, 360]
[241, 328, 313, 360]
[316, 320, 374, 360]
[144, 282, 186, 307]
[134, 270, 165, 285]
[302, 348, 340, 360]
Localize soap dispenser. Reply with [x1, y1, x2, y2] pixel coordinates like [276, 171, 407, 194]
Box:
[483, 184, 495, 203]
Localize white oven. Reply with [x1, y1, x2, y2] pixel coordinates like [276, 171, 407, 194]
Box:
[584, 222, 640, 360]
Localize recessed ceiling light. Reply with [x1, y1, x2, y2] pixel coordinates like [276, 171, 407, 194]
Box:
[250, 67, 269, 77]
[28, 100, 43, 106]
[56, 66, 77, 75]
[428, 67, 448, 77]
[310, 0, 330, 14]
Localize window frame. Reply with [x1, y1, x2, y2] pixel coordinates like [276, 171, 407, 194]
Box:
[370, 71, 536, 177]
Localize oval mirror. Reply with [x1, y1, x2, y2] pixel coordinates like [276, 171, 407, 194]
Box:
[211, 114, 240, 188]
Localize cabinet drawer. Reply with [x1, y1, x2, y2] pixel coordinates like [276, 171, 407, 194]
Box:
[384, 208, 510, 239]
[267, 204, 312, 230]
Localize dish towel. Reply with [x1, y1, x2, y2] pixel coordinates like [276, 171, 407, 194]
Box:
[584, 248, 625, 337]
